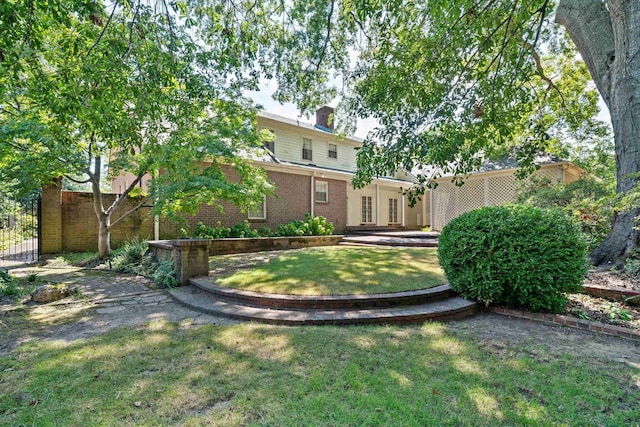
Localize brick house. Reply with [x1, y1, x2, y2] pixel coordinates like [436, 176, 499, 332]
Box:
[110, 107, 586, 236]
[112, 106, 428, 235]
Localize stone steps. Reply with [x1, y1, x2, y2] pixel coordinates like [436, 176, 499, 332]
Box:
[167, 281, 478, 325]
[190, 278, 455, 309]
[340, 236, 438, 247]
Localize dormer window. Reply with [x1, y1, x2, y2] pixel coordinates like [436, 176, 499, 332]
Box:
[302, 137, 313, 161]
[262, 129, 275, 153]
[328, 143, 337, 159]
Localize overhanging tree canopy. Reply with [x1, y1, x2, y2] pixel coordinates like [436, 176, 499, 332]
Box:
[0, 1, 273, 257]
[261, 0, 636, 265]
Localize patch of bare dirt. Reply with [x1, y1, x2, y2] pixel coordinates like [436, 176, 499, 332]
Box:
[584, 270, 640, 291]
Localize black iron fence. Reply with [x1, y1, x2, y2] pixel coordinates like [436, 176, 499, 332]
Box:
[0, 194, 40, 262]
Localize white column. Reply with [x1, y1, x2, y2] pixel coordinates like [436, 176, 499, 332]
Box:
[375, 184, 380, 225]
[401, 189, 405, 227]
[429, 188, 434, 230]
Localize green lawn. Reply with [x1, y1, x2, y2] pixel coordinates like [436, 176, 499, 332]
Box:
[214, 247, 445, 295]
[1, 321, 637, 426]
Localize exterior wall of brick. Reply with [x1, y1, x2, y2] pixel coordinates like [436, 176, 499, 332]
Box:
[40, 179, 63, 253]
[313, 178, 347, 233]
[60, 191, 153, 252]
[160, 167, 314, 238]
[41, 166, 349, 253]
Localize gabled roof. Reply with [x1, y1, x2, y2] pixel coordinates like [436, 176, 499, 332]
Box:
[257, 111, 364, 144]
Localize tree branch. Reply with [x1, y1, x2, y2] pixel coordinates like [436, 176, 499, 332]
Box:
[314, 0, 335, 71]
[86, 0, 119, 59]
[105, 172, 145, 216]
[108, 197, 149, 230]
[64, 175, 91, 184]
[521, 40, 564, 104]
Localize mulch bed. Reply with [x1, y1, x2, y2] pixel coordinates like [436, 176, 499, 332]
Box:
[565, 270, 640, 332]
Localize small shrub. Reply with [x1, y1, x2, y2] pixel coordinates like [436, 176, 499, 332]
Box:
[276, 220, 306, 236]
[257, 226, 272, 237]
[193, 222, 230, 239]
[624, 256, 640, 276]
[229, 220, 259, 238]
[111, 239, 178, 287]
[304, 213, 334, 236]
[152, 259, 178, 287]
[517, 176, 614, 251]
[112, 239, 148, 273]
[438, 205, 588, 313]
[0, 270, 19, 297]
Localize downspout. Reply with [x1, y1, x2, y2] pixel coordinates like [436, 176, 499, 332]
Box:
[310, 175, 314, 217]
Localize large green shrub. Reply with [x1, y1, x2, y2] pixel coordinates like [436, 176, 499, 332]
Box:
[438, 205, 588, 313]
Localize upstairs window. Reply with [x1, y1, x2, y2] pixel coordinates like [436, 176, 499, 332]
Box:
[328, 143, 337, 159]
[315, 181, 328, 202]
[302, 137, 313, 161]
[262, 129, 275, 153]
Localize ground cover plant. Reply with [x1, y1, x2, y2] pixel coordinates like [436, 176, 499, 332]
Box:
[212, 247, 444, 295]
[0, 270, 45, 300]
[439, 205, 588, 313]
[111, 240, 177, 288]
[193, 215, 334, 239]
[0, 321, 637, 426]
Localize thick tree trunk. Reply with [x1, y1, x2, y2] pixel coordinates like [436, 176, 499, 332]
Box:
[557, 0, 640, 265]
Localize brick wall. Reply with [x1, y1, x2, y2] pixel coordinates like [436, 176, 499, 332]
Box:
[41, 167, 349, 253]
[61, 192, 153, 252]
[313, 178, 347, 233]
[40, 179, 63, 253]
[161, 167, 315, 238]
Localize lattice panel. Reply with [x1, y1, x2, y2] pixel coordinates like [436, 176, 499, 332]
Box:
[432, 179, 484, 230]
[534, 168, 562, 184]
[432, 183, 454, 231]
[432, 167, 564, 230]
[487, 175, 518, 206]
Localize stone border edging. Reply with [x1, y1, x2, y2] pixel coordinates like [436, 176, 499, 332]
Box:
[582, 284, 640, 303]
[488, 307, 640, 342]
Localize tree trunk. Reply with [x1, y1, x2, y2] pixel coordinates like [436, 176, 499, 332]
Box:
[98, 217, 111, 259]
[557, 0, 640, 266]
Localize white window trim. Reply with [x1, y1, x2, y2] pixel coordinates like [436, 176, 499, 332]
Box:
[328, 143, 338, 159]
[315, 180, 329, 203]
[302, 137, 313, 161]
[248, 195, 267, 220]
[389, 198, 399, 224]
[361, 195, 373, 224]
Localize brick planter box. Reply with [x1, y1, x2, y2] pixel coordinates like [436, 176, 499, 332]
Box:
[208, 235, 343, 255]
[149, 239, 211, 286]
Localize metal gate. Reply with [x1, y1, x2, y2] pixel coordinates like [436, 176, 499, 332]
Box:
[0, 193, 40, 262]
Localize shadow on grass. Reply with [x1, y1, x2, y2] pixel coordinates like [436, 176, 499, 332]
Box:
[1, 321, 638, 426]
[215, 247, 446, 295]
